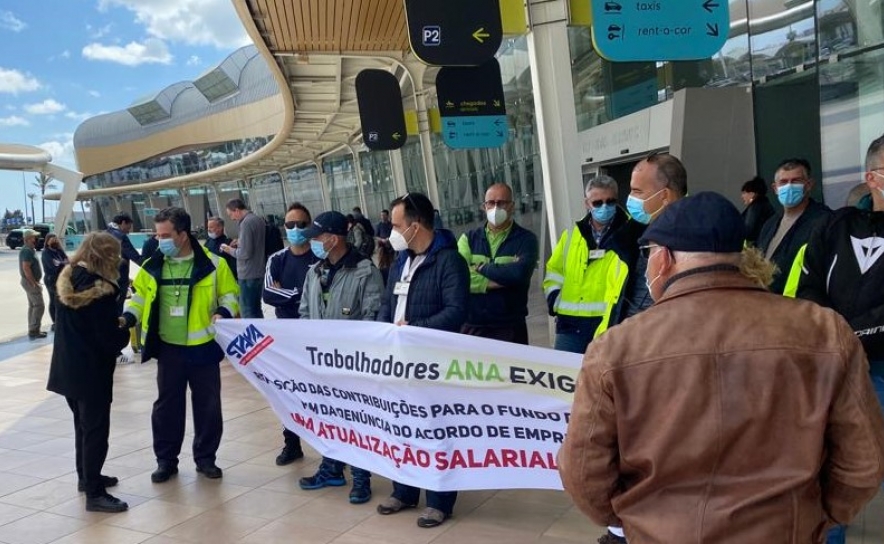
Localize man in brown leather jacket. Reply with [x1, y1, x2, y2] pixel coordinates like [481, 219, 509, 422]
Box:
[558, 192, 884, 543]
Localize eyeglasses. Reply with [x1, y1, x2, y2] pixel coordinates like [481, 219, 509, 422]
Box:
[639, 244, 662, 258]
[284, 220, 309, 229]
[588, 198, 618, 208]
[483, 199, 512, 208]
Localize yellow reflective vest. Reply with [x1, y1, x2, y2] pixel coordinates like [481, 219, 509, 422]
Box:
[125, 244, 239, 360]
[543, 226, 629, 338]
[782, 244, 807, 298]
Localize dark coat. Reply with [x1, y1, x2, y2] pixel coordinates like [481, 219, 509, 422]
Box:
[378, 229, 469, 332]
[47, 265, 129, 402]
[741, 197, 775, 246]
[757, 199, 831, 294]
[106, 223, 143, 285]
[41, 246, 69, 290]
[205, 234, 238, 280]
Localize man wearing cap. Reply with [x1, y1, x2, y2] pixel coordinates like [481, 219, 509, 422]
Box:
[19, 229, 46, 339]
[558, 192, 884, 542]
[296, 210, 384, 505]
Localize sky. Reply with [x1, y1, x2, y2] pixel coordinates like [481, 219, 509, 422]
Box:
[0, 0, 251, 222]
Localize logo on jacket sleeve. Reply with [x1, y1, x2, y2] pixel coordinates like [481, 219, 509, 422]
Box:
[850, 236, 884, 274]
[226, 324, 274, 365]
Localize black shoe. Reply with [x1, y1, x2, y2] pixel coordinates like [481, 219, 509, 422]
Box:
[78, 475, 119, 492]
[85, 493, 128, 513]
[275, 445, 304, 466]
[196, 463, 223, 479]
[151, 464, 178, 483]
[597, 531, 628, 544]
[28, 331, 47, 339]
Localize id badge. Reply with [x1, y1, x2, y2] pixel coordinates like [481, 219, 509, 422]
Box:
[588, 249, 606, 260]
[170, 306, 185, 317]
[393, 281, 410, 296]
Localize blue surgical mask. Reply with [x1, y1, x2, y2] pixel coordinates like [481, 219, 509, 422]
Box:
[310, 239, 328, 260]
[627, 189, 665, 225]
[591, 203, 616, 224]
[777, 183, 805, 208]
[286, 227, 307, 246]
[158, 238, 179, 257]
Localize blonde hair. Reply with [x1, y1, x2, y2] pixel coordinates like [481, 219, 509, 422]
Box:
[69, 232, 122, 283]
[739, 247, 777, 289]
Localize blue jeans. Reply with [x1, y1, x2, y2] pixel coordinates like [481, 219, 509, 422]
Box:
[825, 372, 884, 544]
[238, 278, 263, 319]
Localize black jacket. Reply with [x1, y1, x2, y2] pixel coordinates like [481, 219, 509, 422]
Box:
[461, 222, 538, 327]
[41, 246, 69, 290]
[106, 223, 143, 285]
[262, 248, 318, 318]
[742, 197, 775, 246]
[205, 234, 238, 280]
[378, 229, 469, 332]
[757, 199, 831, 294]
[47, 265, 129, 402]
[798, 207, 884, 373]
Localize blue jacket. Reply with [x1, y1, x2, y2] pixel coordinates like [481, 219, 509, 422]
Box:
[459, 222, 538, 327]
[106, 223, 142, 286]
[378, 229, 469, 332]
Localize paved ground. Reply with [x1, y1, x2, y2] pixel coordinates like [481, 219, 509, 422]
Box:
[0, 251, 880, 543]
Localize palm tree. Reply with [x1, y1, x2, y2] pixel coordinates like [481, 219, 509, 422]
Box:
[26, 193, 37, 224]
[33, 172, 56, 222]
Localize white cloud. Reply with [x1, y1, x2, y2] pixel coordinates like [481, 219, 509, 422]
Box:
[98, 0, 249, 49]
[24, 99, 66, 115]
[0, 11, 26, 32]
[0, 115, 29, 127]
[61, 50, 71, 59]
[87, 23, 113, 39]
[38, 138, 76, 169]
[186, 55, 201, 66]
[0, 67, 41, 94]
[65, 111, 94, 122]
[88, 90, 101, 98]
[82, 38, 172, 66]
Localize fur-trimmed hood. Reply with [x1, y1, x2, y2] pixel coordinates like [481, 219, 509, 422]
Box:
[57, 264, 119, 309]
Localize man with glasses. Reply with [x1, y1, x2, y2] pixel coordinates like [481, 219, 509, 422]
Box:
[458, 183, 538, 344]
[544, 174, 644, 356]
[797, 133, 884, 544]
[262, 203, 319, 466]
[757, 158, 831, 294]
[296, 210, 383, 505]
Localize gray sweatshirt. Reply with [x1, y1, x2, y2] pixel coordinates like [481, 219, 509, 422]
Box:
[233, 211, 266, 280]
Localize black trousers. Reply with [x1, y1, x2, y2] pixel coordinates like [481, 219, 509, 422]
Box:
[66, 396, 111, 498]
[392, 482, 458, 515]
[152, 345, 222, 467]
[46, 284, 58, 323]
[461, 321, 529, 345]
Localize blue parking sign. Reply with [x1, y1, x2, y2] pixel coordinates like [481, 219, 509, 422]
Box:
[422, 26, 441, 46]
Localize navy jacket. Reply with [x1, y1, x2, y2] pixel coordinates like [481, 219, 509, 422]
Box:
[378, 229, 469, 332]
[757, 199, 831, 294]
[205, 234, 238, 280]
[262, 248, 318, 318]
[106, 223, 142, 285]
[461, 222, 538, 327]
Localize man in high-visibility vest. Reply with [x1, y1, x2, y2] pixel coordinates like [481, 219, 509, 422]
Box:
[122, 207, 239, 484]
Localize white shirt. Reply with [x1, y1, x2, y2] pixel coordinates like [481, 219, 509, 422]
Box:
[393, 254, 426, 324]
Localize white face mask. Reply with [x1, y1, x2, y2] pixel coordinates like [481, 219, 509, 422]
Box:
[207, 231, 219, 240]
[486, 207, 508, 227]
[644, 246, 667, 301]
[389, 224, 414, 252]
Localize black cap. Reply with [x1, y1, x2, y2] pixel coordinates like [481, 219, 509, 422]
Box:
[639, 192, 745, 253]
[301, 211, 349, 238]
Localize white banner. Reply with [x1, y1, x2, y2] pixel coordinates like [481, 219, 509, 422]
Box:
[214, 320, 582, 491]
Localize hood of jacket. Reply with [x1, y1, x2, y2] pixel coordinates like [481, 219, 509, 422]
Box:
[57, 264, 119, 309]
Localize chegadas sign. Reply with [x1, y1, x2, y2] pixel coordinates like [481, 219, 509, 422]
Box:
[215, 320, 581, 491]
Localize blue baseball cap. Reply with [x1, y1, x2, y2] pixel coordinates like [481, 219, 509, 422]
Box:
[639, 192, 745, 253]
[301, 211, 349, 238]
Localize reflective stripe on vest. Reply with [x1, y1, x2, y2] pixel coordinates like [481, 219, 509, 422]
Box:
[782, 243, 807, 298]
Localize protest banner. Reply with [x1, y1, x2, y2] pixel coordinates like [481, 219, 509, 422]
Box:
[214, 320, 582, 491]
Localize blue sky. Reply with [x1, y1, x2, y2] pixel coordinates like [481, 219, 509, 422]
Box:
[0, 0, 250, 222]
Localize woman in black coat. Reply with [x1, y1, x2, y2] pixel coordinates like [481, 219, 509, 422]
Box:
[41, 233, 69, 329]
[47, 232, 130, 513]
[741, 176, 776, 246]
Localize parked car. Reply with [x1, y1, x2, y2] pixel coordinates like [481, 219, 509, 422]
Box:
[6, 224, 50, 250]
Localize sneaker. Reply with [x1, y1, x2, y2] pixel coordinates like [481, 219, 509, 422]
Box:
[151, 464, 178, 483]
[28, 331, 47, 340]
[298, 468, 345, 490]
[349, 480, 372, 504]
[598, 531, 628, 544]
[275, 445, 304, 466]
[416, 507, 447, 528]
[376, 496, 415, 515]
[78, 475, 119, 492]
[196, 463, 223, 479]
[116, 347, 136, 365]
[85, 493, 128, 513]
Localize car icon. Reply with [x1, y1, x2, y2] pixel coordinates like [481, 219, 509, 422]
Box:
[605, 1, 622, 11]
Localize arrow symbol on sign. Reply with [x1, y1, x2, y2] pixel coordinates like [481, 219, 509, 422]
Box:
[493, 118, 503, 126]
[392, 132, 401, 140]
[706, 23, 719, 37]
[472, 27, 491, 43]
[702, 0, 719, 13]
[493, 99, 501, 108]
[495, 131, 504, 137]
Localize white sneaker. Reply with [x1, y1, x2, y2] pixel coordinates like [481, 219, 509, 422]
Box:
[116, 346, 137, 365]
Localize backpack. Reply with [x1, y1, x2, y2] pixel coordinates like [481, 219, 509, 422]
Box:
[264, 221, 284, 261]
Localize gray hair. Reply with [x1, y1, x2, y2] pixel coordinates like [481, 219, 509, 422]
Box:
[866, 133, 884, 171]
[585, 175, 619, 198]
